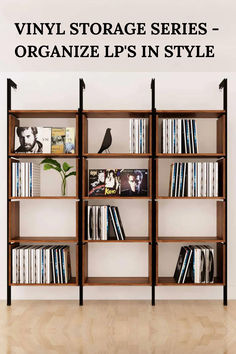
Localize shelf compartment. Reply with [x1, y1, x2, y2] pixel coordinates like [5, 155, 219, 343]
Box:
[156, 112, 226, 156]
[10, 277, 77, 286]
[83, 158, 152, 199]
[8, 112, 79, 156]
[82, 243, 152, 286]
[84, 277, 151, 286]
[82, 111, 152, 155]
[157, 277, 224, 286]
[9, 157, 79, 199]
[157, 237, 224, 243]
[156, 243, 225, 286]
[156, 157, 226, 199]
[9, 201, 79, 243]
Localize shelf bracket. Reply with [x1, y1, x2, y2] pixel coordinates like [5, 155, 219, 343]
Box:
[219, 78, 227, 306]
[7, 78, 17, 306]
[151, 78, 156, 306]
[78, 78, 86, 306]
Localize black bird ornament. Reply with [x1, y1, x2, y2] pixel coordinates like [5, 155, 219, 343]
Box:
[98, 128, 112, 153]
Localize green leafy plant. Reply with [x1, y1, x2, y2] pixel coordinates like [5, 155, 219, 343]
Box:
[40, 158, 76, 196]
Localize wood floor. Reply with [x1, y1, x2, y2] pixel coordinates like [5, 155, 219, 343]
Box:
[0, 300, 236, 353]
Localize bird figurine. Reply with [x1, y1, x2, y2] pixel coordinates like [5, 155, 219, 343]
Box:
[98, 128, 112, 153]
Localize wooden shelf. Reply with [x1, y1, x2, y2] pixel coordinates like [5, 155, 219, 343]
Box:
[157, 277, 224, 286]
[84, 237, 150, 243]
[9, 110, 77, 118]
[9, 153, 78, 158]
[156, 153, 225, 158]
[10, 277, 77, 286]
[83, 110, 151, 118]
[84, 277, 150, 286]
[9, 237, 78, 244]
[157, 237, 224, 243]
[10, 196, 78, 200]
[83, 153, 152, 158]
[84, 196, 151, 200]
[156, 197, 225, 200]
[157, 110, 225, 118]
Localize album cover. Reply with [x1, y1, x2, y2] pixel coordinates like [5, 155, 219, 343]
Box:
[89, 169, 105, 196]
[105, 169, 121, 196]
[14, 127, 51, 153]
[65, 127, 75, 154]
[120, 169, 148, 196]
[51, 128, 66, 154]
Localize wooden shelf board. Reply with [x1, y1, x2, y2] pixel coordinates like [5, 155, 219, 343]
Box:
[157, 196, 225, 200]
[156, 153, 225, 158]
[84, 196, 151, 200]
[9, 110, 77, 118]
[157, 110, 225, 118]
[157, 237, 224, 243]
[84, 277, 150, 286]
[83, 153, 151, 158]
[83, 110, 151, 118]
[9, 237, 78, 243]
[10, 196, 78, 200]
[84, 237, 150, 243]
[10, 277, 77, 286]
[9, 153, 78, 158]
[157, 277, 223, 286]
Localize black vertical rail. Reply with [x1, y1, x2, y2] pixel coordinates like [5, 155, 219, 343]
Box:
[219, 78, 227, 306]
[7, 78, 17, 306]
[78, 78, 85, 305]
[151, 79, 156, 306]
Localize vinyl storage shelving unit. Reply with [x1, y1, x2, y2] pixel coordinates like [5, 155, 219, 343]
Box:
[7, 78, 227, 306]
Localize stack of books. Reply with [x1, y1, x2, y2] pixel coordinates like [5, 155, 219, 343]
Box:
[14, 127, 75, 154]
[12, 162, 40, 197]
[12, 245, 71, 284]
[87, 205, 125, 240]
[129, 119, 148, 153]
[169, 162, 218, 197]
[174, 245, 215, 284]
[162, 119, 198, 153]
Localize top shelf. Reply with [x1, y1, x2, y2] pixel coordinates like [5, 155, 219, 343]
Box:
[9, 110, 78, 118]
[157, 110, 225, 119]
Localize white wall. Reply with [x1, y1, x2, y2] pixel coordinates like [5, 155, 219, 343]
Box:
[0, 72, 235, 300]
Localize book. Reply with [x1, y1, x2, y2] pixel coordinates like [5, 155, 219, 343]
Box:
[14, 127, 51, 154]
[213, 162, 218, 197]
[51, 128, 66, 154]
[105, 169, 121, 196]
[120, 169, 148, 196]
[89, 169, 105, 196]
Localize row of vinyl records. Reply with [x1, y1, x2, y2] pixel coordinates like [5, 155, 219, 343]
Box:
[162, 119, 199, 154]
[11, 246, 71, 284]
[169, 162, 218, 197]
[12, 162, 40, 197]
[87, 205, 126, 240]
[129, 119, 149, 153]
[174, 245, 214, 284]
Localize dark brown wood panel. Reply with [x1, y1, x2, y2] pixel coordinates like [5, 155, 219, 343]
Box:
[217, 201, 225, 241]
[9, 202, 20, 241]
[217, 115, 226, 154]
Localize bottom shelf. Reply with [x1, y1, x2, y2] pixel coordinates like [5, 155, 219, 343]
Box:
[10, 277, 77, 286]
[157, 277, 224, 286]
[84, 277, 151, 286]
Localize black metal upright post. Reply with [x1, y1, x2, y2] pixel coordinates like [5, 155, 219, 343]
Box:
[219, 78, 227, 306]
[78, 78, 85, 305]
[151, 79, 156, 306]
[7, 78, 17, 306]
